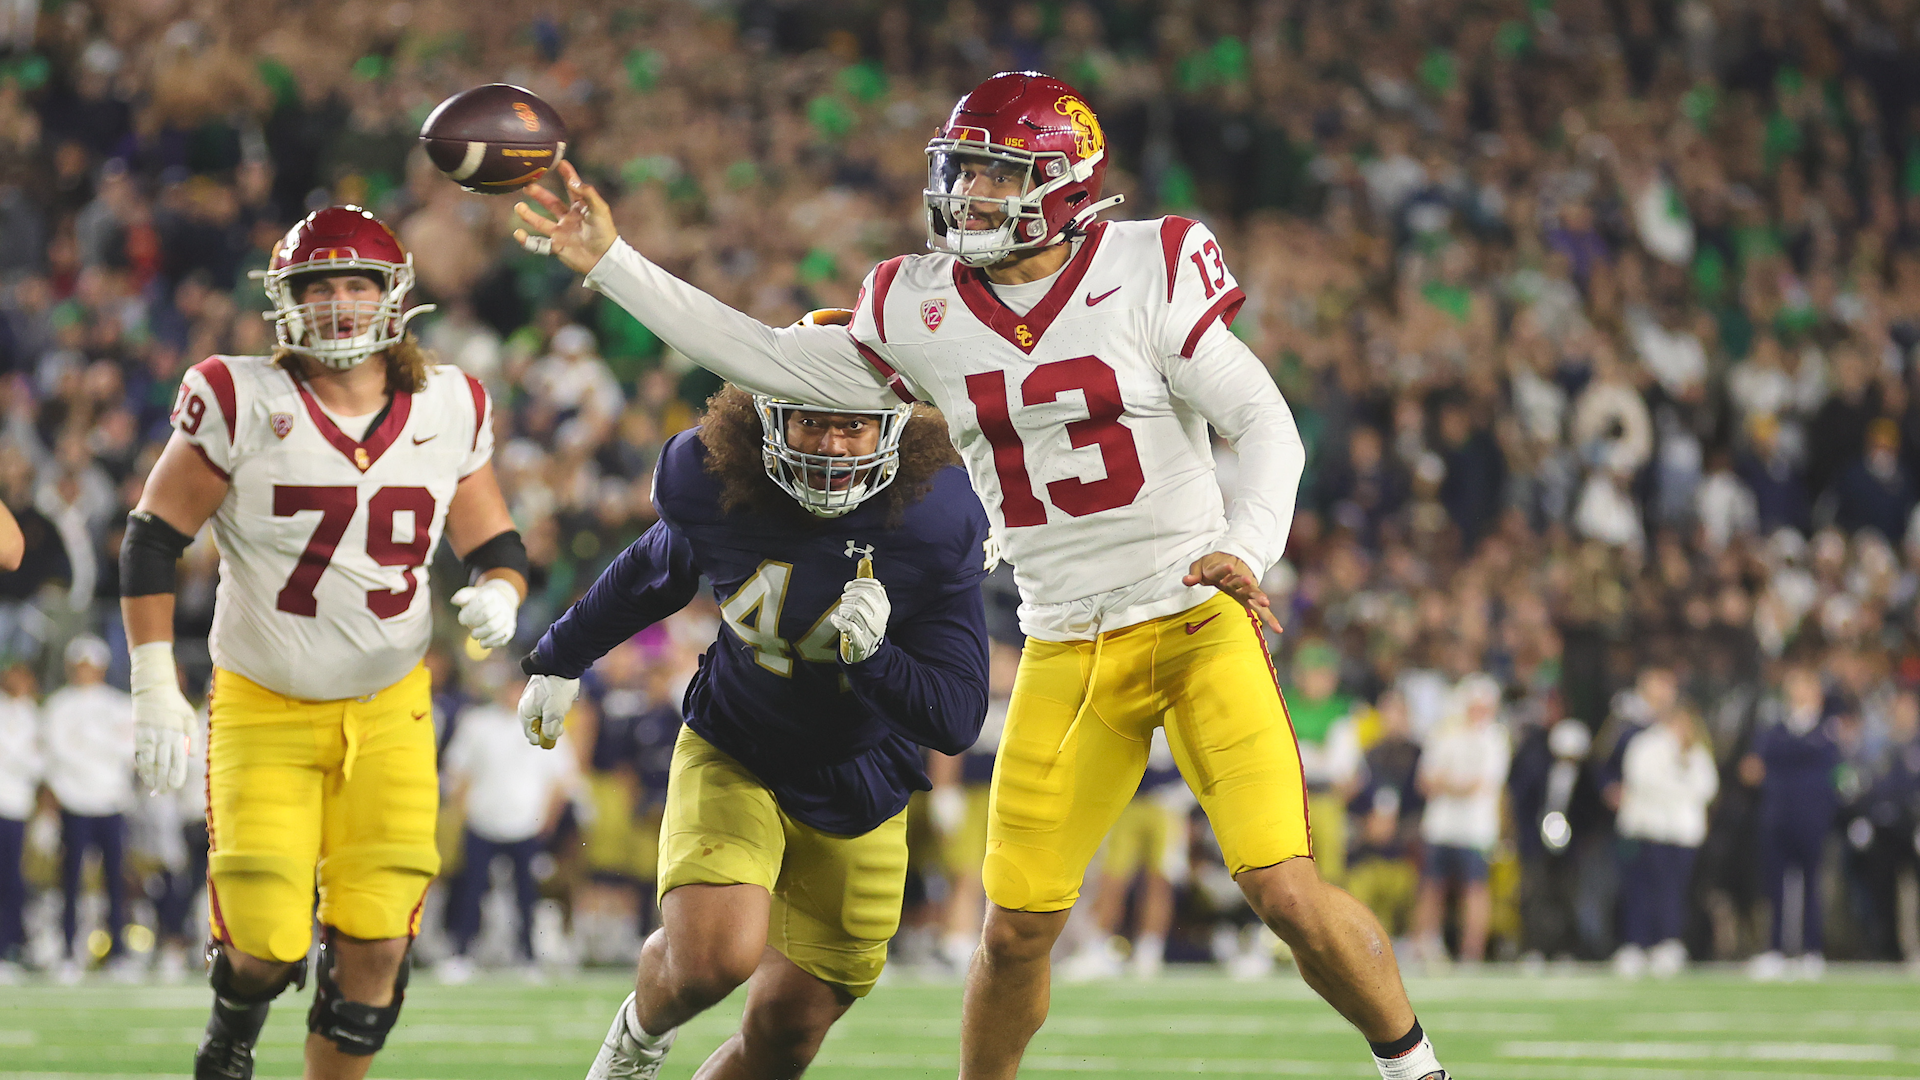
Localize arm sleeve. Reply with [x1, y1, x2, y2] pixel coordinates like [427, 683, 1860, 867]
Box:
[170, 358, 242, 478]
[458, 373, 495, 477]
[1164, 320, 1306, 578]
[525, 520, 702, 679]
[584, 239, 898, 409]
[840, 580, 990, 757]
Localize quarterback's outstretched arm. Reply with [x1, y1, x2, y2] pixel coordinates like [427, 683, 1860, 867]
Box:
[516, 163, 895, 410]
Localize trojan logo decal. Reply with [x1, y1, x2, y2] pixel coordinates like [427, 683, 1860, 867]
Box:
[1055, 96, 1104, 159]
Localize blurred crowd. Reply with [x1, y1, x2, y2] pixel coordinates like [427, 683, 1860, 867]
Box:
[2, 0, 1920, 979]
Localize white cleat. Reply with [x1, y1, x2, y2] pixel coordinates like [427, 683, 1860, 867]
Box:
[1748, 950, 1787, 981]
[586, 991, 676, 1080]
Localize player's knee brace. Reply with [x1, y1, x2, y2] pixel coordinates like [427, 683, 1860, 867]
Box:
[208, 940, 308, 1004]
[306, 928, 411, 1057]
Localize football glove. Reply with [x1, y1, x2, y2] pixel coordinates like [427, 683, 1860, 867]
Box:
[831, 564, 890, 664]
[130, 641, 193, 792]
[518, 673, 578, 750]
[452, 578, 521, 650]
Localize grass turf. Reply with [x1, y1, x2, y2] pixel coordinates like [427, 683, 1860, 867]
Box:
[1, 967, 1917, 1079]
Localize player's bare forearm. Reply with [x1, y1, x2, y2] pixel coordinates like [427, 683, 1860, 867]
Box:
[0, 501, 21, 570]
[448, 463, 527, 601]
[1183, 552, 1282, 632]
[122, 592, 177, 647]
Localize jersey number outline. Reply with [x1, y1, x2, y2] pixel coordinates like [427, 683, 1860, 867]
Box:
[177, 392, 208, 435]
[273, 485, 435, 618]
[719, 560, 841, 677]
[964, 355, 1145, 528]
[1190, 239, 1227, 299]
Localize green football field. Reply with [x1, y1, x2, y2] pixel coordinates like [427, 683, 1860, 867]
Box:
[2, 967, 1918, 1079]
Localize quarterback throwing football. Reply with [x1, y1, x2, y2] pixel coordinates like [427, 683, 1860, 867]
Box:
[519, 73, 1448, 1080]
[122, 207, 527, 1080]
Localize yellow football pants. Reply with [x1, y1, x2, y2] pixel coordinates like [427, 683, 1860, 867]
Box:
[985, 591, 1311, 912]
[205, 664, 440, 963]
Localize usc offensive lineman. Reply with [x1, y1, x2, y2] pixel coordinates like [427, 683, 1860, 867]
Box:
[518, 73, 1449, 1080]
[121, 207, 527, 1080]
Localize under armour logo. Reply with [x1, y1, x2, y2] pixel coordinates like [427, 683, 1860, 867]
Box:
[845, 541, 874, 560]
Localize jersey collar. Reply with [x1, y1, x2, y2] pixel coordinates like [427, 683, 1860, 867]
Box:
[291, 375, 412, 473]
[953, 221, 1108, 355]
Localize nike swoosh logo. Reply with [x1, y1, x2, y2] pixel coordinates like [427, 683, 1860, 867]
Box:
[1086, 286, 1121, 306]
[1185, 613, 1221, 635]
[412, 434, 436, 445]
[411, 711, 427, 721]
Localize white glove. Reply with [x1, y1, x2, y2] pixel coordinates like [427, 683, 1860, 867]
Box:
[130, 641, 193, 792]
[831, 575, 890, 663]
[930, 785, 967, 835]
[452, 577, 521, 650]
[518, 673, 579, 749]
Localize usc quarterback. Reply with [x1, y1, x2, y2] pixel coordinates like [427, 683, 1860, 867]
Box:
[121, 207, 527, 1080]
[519, 72, 1449, 1080]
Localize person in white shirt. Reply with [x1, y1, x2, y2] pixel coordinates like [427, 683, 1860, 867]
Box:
[0, 661, 41, 972]
[42, 635, 135, 968]
[440, 668, 579, 976]
[1412, 674, 1511, 964]
[1613, 703, 1718, 978]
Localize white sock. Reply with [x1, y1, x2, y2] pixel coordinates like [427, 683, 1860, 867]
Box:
[1135, 933, 1165, 963]
[625, 996, 672, 1048]
[1374, 1035, 1443, 1080]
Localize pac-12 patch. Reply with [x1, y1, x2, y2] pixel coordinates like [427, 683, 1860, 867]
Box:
[270, 412, 294, 439]
[921, 298, 947, 333]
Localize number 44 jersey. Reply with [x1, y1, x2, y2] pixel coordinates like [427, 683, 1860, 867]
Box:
[171, 355, 493, 700]
[848, 217, 1301, 639]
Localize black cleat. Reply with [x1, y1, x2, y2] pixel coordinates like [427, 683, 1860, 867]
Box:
[193, 999, 271, 1080]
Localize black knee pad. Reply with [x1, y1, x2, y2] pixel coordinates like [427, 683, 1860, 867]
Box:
[306, 928, 411, 1057]
[207, 940, 307, 1004]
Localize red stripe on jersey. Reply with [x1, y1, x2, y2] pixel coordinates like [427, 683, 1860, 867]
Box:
[190, 357, 239, 444]
[953, 220, 1108, 355]
[851, 337, 918, 404]
[187, 442, 230, 482]
[292, 374, 415, 472]
[869, 256, 908, 343]
[1179, 286, 1247, 359]
[464, 373, 487, 450]
[1244, 604, 1313, 858]
[1159, 216, 1199, 302]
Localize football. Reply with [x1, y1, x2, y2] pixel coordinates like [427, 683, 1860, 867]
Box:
[419, 84, 568, 194]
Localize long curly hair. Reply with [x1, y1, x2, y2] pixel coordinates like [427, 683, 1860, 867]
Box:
[273, 334, 432, 395]
[698, 384, 959, 527]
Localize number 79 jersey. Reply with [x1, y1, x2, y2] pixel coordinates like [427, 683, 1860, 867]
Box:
[849, 216, 1251, 639]
[171, 355, 494, 701]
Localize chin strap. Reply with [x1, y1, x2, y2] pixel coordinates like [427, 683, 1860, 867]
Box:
[1069, 193, 1126, 232]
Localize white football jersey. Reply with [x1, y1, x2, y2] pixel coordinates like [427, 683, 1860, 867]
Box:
[172, 356, 494, 700]
[848, 217, 1276, 637]
[583, 215, 1303, 641]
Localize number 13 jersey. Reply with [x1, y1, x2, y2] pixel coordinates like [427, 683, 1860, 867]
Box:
[848, 217, 1282, 640]
[170, 355, 494, 700]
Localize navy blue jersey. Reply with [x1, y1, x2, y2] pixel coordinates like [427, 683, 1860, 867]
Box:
[528, 429, 991, 835]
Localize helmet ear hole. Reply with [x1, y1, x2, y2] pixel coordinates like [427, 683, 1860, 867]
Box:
[1064, 190, 1088, 207]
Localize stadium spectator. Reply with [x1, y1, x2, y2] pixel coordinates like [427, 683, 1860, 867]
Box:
[41, 634, 133, 980]
[1412, 674, 1510, 965]
[439, 665, 581, 981]
[1613, 703, 1719, 978]
[0, 661, 38, 977]
[1743, 664, 1841, 980]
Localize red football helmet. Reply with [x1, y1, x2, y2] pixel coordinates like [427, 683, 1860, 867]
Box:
[256, 206, 432, 370]
[925, 71, 1124, 266]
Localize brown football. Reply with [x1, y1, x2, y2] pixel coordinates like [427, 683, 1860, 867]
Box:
[419, 84, 567, 194]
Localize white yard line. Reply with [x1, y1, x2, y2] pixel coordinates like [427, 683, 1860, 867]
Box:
[1499, 1040, 1898, 1062]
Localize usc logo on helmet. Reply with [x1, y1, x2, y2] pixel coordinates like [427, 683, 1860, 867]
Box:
[1054, 97, 1104, 160]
